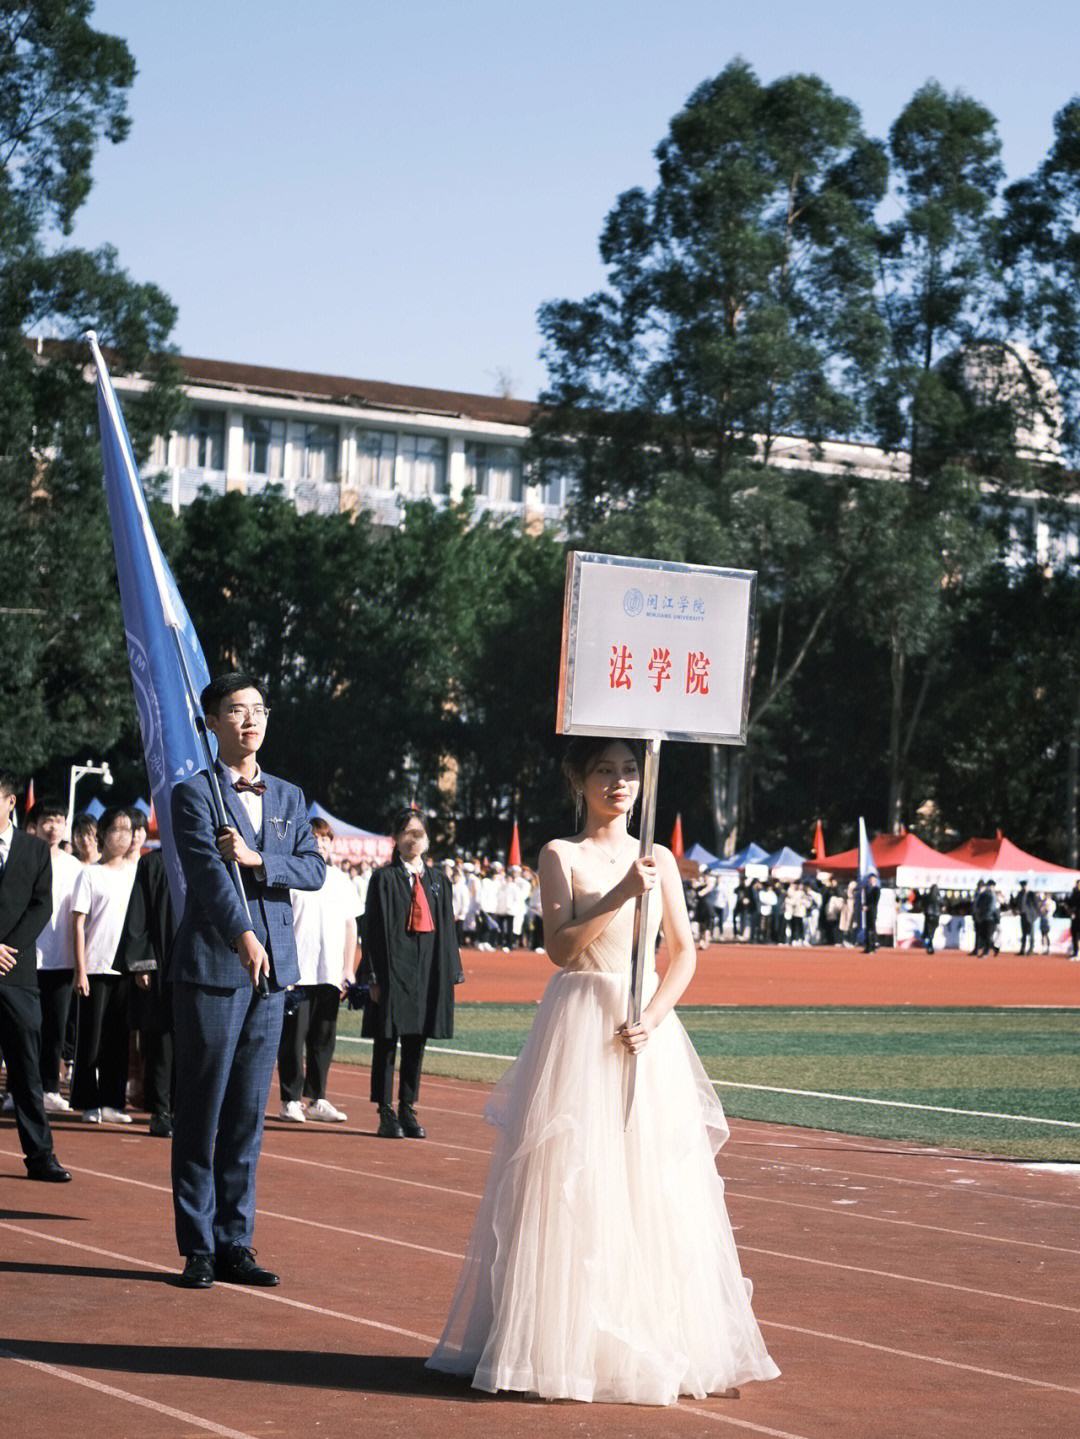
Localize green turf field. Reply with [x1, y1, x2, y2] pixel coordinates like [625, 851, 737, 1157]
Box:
[335, 1004, 1080, 1162]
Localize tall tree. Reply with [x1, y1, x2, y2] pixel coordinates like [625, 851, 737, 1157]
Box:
[533, 59, 887, 849]
[0, 2, 181, 776]
[868, 82, 1007, 830]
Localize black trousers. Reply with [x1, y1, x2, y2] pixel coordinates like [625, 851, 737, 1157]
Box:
[142, 1027, 173, 1118]
[370, 1030, 426, 1107]
[278, 985, 340, 1103]
[38, 968, 74, 1093]
[70, 975, 129, 1112]
[0, 983, 54, 1165]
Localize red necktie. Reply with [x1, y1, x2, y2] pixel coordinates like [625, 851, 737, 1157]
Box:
[407, 873, 435, 934]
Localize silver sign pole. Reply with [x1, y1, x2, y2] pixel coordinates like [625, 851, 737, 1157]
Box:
[624, 734, 661, 1126]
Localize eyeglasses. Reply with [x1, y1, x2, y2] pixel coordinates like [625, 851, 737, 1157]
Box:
[226, 705, 270, 722]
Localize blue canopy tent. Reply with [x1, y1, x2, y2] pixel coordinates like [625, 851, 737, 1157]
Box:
[711, 842, 769, 871]
[684, 842, 719, 868]
[764, 846, 806, 879]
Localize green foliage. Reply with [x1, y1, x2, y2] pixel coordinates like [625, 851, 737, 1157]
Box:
[0, 2, 182, 780]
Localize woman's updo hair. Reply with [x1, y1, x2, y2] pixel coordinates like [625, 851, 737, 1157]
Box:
[390, 807, 428, 839]
[561, 736, 645, 807]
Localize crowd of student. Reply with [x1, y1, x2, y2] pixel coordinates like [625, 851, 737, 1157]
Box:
[7, 802, 1080, 1142]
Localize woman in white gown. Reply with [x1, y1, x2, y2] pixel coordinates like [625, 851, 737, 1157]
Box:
[427, 738, 779, 1405]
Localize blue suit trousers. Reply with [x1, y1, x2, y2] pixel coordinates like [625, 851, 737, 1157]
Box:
[171, 980, 284, 1256]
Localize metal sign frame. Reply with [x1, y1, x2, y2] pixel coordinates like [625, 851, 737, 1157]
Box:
[556, 551, 757, 745]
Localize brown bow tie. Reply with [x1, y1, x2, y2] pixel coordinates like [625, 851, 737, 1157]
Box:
[234, 777, 267, 796]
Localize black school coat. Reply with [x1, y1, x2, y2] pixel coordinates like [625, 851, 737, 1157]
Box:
[0, 829, 52, 991]
[361, 855, 459, 1040]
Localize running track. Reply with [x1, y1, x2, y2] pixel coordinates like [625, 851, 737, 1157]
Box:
[2, 1060, 1077, 1439]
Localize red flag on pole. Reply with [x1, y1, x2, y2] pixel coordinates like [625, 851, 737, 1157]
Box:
[508, 819, 522, 868]
[670, 812, 684, 858]
[24, 777, 35, 815]
[813, 819, 825, 861]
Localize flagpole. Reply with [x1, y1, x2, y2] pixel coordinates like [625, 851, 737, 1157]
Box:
[85, 331, 265, 994]
[624, 733, 661, 1126]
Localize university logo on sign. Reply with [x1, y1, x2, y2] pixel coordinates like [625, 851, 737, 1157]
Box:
[557, 553, 756, 744]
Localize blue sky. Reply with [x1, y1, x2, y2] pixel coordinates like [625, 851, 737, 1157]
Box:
[73, 1, 1078, 401]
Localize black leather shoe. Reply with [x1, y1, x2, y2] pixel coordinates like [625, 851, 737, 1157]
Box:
[214, 1245, 279, 1286]
[377, 1104, 405, 1138]
[148, 1113, 173, 1138]
[25, 1153, 72, 1183]
[398, 1103, 426, 1139]
[177, 1253, 214, 1288]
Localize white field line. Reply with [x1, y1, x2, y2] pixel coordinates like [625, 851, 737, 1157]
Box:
[334, 1037, 1080, 1128]
[0, 1346, 262, 1439]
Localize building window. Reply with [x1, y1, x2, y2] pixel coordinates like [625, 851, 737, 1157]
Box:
[464, 442, 522, 504]
[177, 409, 225, 471]
[286, 421, 339, 483]
[356, 429, 397, 489]
[243, 416, 286, 478]
[399, 433, 447, 497]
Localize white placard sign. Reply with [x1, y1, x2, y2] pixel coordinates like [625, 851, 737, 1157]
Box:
[557, 552, 756, 743]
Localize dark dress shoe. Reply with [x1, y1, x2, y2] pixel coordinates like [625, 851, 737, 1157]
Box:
[398, 1103, 426, 1139]
[148, 1113, 173, 1138]
[177, 1253, 214, 1288]
[25, 1153, 72, 1183]
[377, 1104, 405, 1138]
[214, 1245, 279, 1286]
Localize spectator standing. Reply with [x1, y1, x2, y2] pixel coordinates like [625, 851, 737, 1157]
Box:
[862, 874, 881, 954]
[70, 807, 137, 1123]
[70, 813, 100, 866]
[278, 819, 361, 1123]
[0, 769, 70, 1181]
[361, 809, 461, 1139]
[28, 800, 83, 1112]
[922, 885, 943, 955]
[1017, 881, 1038, 956]
[116, 842, 176, 1137]
[1067, 881, 1080, 959]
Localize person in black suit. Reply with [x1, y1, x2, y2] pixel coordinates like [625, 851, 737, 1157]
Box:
[361, 809, 461, 1139]
[116, 844, 176, 1137]
[0, 769, 70, 1182]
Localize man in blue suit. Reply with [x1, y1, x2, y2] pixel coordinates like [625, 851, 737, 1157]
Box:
[170, 672, 325, 1288]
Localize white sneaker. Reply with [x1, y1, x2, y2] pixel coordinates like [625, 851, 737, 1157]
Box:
[306, 1098, 347, 1123]
[279, 1100, 306, 1122]
[100, 1106, 133, 1124]
[43, 1092, 71, 1113]
[82, 1108, 102, 1124]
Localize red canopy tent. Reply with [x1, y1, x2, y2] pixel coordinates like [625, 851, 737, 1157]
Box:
[945, 835, 1080, 891]
[806, 831, 979, 885]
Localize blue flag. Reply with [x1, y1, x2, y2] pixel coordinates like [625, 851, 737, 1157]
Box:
[857, 816, 879, 884]
[88, 333, 212, 912]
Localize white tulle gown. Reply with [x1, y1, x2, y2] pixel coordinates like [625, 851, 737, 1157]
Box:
[426, 848, 780, 1405]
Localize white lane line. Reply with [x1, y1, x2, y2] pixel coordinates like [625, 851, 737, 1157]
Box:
[261, 1149, 483, 1201]
[726, 1190, 1080, 1256]
[0, 1222, 440, 1342]
[8, 1143, 1076, 1259]
[719, 1156, 1080, 1212]
[4, 1223, 1076, 1400]
[679, 1405, 812, 1439]
[740, 1247, 1080, 1313]
[0, 1345, 260, 1439]
[760, 1320, 1080, 1395]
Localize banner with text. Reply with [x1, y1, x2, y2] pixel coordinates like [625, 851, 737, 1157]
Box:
[556, 552, 756, 743]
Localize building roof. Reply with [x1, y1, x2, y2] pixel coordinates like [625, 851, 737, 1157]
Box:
[176, 354, 538, 429]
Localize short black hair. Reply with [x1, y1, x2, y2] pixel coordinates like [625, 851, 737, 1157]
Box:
[97, 806, 132, 843]
[26, 799, 66, 824]
[128, 807, 149, 833]
[201, 671, 264, 716]
[71, 811, 98, 836]
[0, 769, 21, 800]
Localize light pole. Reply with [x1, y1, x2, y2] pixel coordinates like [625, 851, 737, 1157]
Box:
[66, 760, 113, 837]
